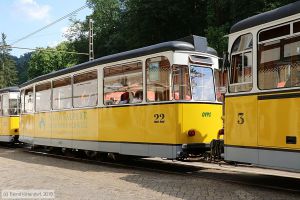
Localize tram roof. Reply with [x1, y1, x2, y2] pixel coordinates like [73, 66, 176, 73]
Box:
[230, 1, 300, 34]
[20, 37, 217, 88]
[0, 86, 19, 93]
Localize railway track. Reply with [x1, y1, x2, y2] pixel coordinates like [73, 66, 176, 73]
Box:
[21, 146, 300, 194]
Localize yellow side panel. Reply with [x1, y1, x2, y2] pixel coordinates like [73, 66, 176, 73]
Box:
[51, 111, 73, 139]
[258, 96, 300, 149]
[100, 106, 146, 143]
[20, 114, 35, 138]
[225, 96, 257, 146]
[144, 104, 178, 144]
[99, 104, 179, 144]
[9, 117, 19, 135]
[1, 117, 10, 135]
[35, 112, 51, 138]
[180, 104, 223, 144]
[73, 109, 98, 141]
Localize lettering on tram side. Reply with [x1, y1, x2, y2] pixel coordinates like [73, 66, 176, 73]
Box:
[202, 112, 211, 117]
[237, 113, 245, 124]
[154, 113, 165, 123]
[38, 111, 88, 130]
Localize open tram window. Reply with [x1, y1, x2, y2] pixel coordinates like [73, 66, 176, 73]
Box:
[146, 56, 171, 102]
[258, 35, 300, 89]
[35, 82, 51, 112]
[73, 70, 98, 108]
[229, 33, 253, 92]
[52, 77, 72, 110]
[24, 87, 34, 113]
[103, 62, 143, 105]
[172, 65, 191, 100]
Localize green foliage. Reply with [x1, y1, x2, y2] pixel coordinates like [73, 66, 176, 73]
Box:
[13, 0, 299, 83]
[0, 33, 18, 88]
[28, 42, 78, 79]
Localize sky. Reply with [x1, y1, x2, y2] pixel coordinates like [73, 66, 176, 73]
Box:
[0, 0, 92, 57]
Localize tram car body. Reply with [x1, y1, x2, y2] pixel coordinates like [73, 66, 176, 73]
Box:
[225, 2, 300, 172]
[19, 36, 223, 159]
[0, 87, 20, 143]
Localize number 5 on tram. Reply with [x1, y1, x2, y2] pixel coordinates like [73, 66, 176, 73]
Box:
[19, 35, 223, 159]
[225, 2, 300, 172]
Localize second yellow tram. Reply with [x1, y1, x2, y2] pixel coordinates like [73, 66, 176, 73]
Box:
[225, 2, 300, 172]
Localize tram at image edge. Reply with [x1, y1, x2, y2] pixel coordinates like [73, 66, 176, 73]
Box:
[224, 1, 300, 172]
[0, 87, 20, 143]
[18, 36, 224, 159]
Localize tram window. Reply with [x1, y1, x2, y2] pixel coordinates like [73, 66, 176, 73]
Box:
[8, 92, 19, 115]
[258, 35, 300, 89]
[259, 24, 290, 42]
[52, 77, 72, 110]
[24, 87, 34, 113]
[2, 94, 9, 116]
[293, 21, 300, 33]
[35, 82, 51, 112]
[146, 56, 171, 102]
[103, 62, 143, 105]
[190, 66, 215, 101]
[73, 70, 98, 108]
[214, 69, 227, 102]
[172, 65, 191, 100]
[229, 33, 253, 93]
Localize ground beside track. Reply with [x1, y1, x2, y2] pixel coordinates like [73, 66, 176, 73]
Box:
[0, 147, 299, 200]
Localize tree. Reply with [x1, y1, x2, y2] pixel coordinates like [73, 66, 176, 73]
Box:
[0, 33, 18, 88]
[28, 41, 78, 79]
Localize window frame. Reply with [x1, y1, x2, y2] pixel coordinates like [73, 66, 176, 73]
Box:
[229, 33, 253, 93]
[103, 61, 144, 106]
[73, 70, 98, 108]
[35, 81, 52, 113]
[189, 64, 216, 102]
[257, 33, 300, 90]
[146, 56, 172, 103]
[52, 76, 73, 111]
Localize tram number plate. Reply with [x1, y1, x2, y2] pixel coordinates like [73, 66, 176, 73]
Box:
[154, 113, 165, 123]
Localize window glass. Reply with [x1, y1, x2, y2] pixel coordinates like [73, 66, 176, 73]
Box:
[258, 35, 300, 89]
[214, 69, 227, 102]
[259, 24, 290, 42]
[73, 70, 98, 108]
[229, 34, 253, 92]
[24, 87, 34, 113]
[293, 21, 300, 33]
[2, 94, 9, 116]
[146, 56, 171, 102]
[53, 78, 72, 110]
[172, 65, 191, 100]
[104, 62, 143, 105]
[8, 92, 19, 115]
[190, 66, 215, 101]
[36, 82, 51, 112]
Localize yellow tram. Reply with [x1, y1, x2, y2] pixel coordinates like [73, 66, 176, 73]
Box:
[0, 87, 20, 143]
[19, 36, 223, 159]
[225, 2, 300, 171]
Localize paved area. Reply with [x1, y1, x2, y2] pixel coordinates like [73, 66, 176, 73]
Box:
[0, 147, 299, 200]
